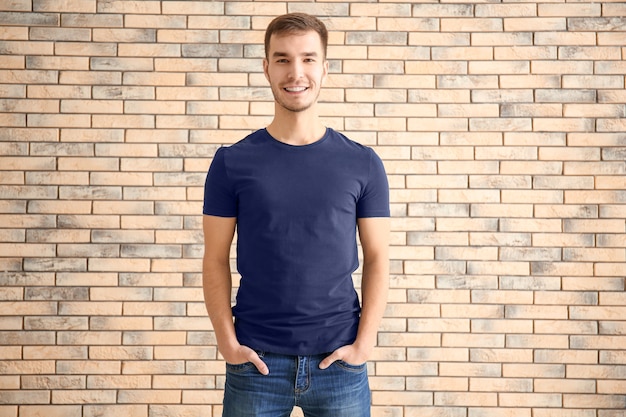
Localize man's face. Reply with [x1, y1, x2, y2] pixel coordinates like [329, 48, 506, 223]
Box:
[263, 30, 328, 113]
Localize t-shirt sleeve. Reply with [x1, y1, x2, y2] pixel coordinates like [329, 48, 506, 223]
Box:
[356, 148, 390, 218]
[203, 147, 237, 217]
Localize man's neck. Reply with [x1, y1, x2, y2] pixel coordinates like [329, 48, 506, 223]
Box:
[266, 108, 326, 146]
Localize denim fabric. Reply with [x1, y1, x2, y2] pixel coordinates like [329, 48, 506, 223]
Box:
[222, 351, 371, 417]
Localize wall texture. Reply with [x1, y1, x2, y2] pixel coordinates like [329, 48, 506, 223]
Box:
[1, 1, 625, 416]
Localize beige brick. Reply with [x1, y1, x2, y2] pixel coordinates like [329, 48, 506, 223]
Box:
[505, 18, 566, 31]
[408, 348, 468, 363]
[409, 203, 468, 219]
[0, 185, 56, 201]
[376, 361, 438, 378]
[533, 61, 595, 77]
[27, 114, 90, 128]
[444, 333, 505, 349]
[439, 161, 500, 175]
[534, 410, 594, 417]
[405, 59, 468, 75]
[117, 389, 181, 404]
[60, 10, 122, 27]
[442, 304, 504, 320]
[59, 70, 121, 85]
[52, 390, 115, 404]
[438, 218, 499, 233]
[405, 407, 468, 417]
[0, 390, 50, 404]
[26, 56, 89, 71]
[506, 334, 568, 349]
[564, 393, 626, 409]
[437, 247, 498, 262]
[470, 60, 530, 75]
[385, 302, 439, 320]
[564, 248, 624, 262]
[20, 405, 82, 417]
[504, 363, 565, 379]
[532, 261, 595, 277]
[468, 261, 530, 276]
[598, 32, 626, 46]
[1, 0, 30, 11]
[0, 41, 54, 57]
[472, 32, 533, 47]
[598, 118, 626, 133]
[471, 205, 533, 217]
[435, 391, 497, 407]
[470, 232, 530, 246]
[477, 3, 537, 17]
[471, 117, 533, 132]
[153, 375, 216, 390]
[351, 3, 411, 17]
[0, 85, 26, 100]
[433, 46, 494, 61]
[562, 277, 624, 292]
[390, 245, 432, 261]
[22, 374, 86, 389]
[409, 31, 466, 47]
[471, 349, 533, 364]
[598, 380, 626, 395]
[373, 391, 432, 406]
[408, 377, 468, 392]
[84, 405, 147, 417]
[162, 1, 223, 15]
[470, 377, 533, 393]
[378, 17, 437, 32]
[437, 276, 498, 291]
[503, 190, 565, 205]
[224, 1, 285, 16]
[596, 175, 626, 190]
[472, 289, 534, 305]
[0, 213, 56, 228]
[501, 393, 562, 407]
[535, 378, 596, 394]
[539, 3, 601, 17]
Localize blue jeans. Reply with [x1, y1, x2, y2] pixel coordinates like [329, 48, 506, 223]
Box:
[222, 351, 371, 417]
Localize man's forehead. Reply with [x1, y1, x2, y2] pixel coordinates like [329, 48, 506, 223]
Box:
[268, 31, 324, 55]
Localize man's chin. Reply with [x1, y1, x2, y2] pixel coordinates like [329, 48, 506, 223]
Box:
[277, 101, 313, 113]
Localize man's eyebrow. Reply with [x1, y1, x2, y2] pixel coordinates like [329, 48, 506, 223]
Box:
[271, 51, 319, 58]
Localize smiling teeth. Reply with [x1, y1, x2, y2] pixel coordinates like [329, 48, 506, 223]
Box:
[285, 87, 307, 92]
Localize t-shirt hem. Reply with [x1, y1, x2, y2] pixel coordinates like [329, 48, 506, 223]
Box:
[202, 210, 236, 218]
[240, 340, 355, 357]
[357, 212, 391, 218]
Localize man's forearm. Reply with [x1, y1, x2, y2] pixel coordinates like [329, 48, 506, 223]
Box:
[354, 217, 390, 355]
[202, 260, 239, 353]
[354, 257, 389, 353]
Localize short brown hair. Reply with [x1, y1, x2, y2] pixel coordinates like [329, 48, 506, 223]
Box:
[264, 13, 328, 59]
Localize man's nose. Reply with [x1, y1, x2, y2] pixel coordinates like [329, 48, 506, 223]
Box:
[288, 62, 304, 79]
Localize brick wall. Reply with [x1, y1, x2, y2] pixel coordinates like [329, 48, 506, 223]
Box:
[1, 1, 625, 416]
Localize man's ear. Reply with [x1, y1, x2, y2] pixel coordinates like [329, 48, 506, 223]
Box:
[263, 58, 270, 82]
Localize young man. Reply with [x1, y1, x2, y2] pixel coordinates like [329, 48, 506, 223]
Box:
[202, 13, 390, 417]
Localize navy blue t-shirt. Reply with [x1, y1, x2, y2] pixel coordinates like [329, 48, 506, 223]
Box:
[203, 128, 390, 355]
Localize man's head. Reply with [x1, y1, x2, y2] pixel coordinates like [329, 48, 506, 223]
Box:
[264, 13, 328, 60]
[263, 13, 329, 114]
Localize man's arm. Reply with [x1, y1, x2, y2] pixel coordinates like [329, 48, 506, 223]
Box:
[202, 215, 269, 374]
[319, 216, 390, 368]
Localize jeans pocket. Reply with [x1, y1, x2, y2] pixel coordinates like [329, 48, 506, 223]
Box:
[335, 360, 367, 373]
[225, 350, 265, 374]
[225, 361, 256, 373]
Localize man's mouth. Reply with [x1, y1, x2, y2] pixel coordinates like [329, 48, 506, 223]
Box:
[284, 86, 308, 92]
